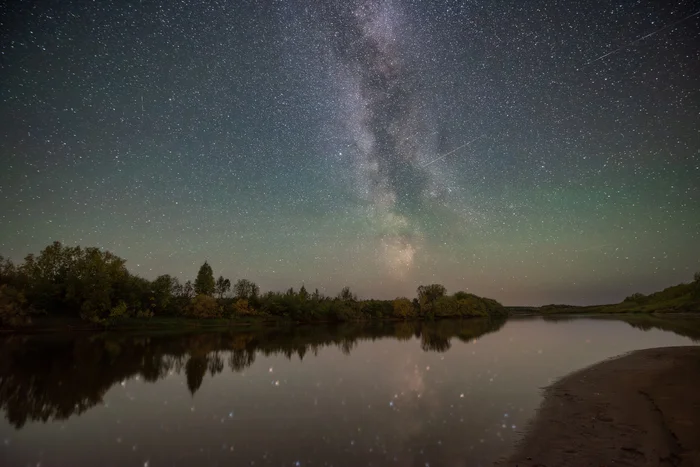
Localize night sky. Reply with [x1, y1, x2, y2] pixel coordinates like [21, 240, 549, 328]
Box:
[1, 0, 698, 305]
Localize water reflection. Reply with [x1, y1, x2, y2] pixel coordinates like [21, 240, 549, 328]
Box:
[543, 314, 700, 342]
[0, 318, 505, 429]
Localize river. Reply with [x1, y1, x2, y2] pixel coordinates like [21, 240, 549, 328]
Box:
[1, 316, 698, 466]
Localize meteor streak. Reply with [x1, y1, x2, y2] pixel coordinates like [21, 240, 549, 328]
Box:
[583, 9, 700, 67]
[420, 135, 485, 168]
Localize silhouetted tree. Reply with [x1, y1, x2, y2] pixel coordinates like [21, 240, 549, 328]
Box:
[417, 284, 447, 315]
[215, 276, 231, 299]
[0, 256, 16, 284]
[338, 286, 356, 301]
[182, 280, 195, 299]
[194, 262, 215, 296]
[151, 274, 176, 314]
[299, 285, 309, 301]
[234, 279, 259, 300]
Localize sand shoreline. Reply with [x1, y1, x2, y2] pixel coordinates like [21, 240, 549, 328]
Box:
[499, 346, 700, 467]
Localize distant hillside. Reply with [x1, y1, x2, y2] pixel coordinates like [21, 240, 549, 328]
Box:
[538, 276, 700, 315]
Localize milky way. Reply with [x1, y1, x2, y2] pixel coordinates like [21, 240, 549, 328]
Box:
[322, 1, 432, 276]
[1, 0, 698, 304]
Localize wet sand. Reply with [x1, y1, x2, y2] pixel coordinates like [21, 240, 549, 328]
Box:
[500, 346, 700, 467]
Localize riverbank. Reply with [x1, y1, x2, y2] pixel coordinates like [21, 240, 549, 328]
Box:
[0, 315, 279, 334]
[500, 346, 700, 466]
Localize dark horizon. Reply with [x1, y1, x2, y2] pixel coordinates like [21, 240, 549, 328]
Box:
[2, 0, 698, 306]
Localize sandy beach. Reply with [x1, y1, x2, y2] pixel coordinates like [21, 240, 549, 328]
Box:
[500, 346, 700, 467]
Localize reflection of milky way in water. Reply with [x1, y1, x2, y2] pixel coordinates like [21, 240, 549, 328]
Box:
[0, 317, 698, 466]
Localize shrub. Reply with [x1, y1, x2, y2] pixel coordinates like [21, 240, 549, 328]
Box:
[188, 294, 221, 318]
[136, 309, 154, 319]
[231, 298, 255, 316]
[109, 301, 129, 320]
[392, 298, 413, 319]
[0, 284, 33, 326]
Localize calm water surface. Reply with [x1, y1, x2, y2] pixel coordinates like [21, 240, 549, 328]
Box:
[1, 316, 698, 467]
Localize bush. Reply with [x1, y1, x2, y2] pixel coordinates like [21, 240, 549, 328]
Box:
[392, 298, 413, 319]
[136, 309, 154, 319]
[624, 293, 647, 304]
[0, 284, 33, 326]
[230, 298, 255, 316]
[188, 294, 221, 318]
[109, 301, 129, 321]
[330, 300, 363, 321]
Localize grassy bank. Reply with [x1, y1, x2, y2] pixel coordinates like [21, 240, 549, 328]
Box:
[509, 279, 700, 316]
[2, 312, 510, 335]
[0, 315, 279, 334]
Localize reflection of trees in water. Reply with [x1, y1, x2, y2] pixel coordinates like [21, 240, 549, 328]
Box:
[418, 318, 506, 352]
[0, 318, 506, 428]
[542, 314, 700, 342]
[613, 315, 700, 342]
[420, 334, 451, 352]
[185, 355, 214, 395]
[229, 349, 256, 372]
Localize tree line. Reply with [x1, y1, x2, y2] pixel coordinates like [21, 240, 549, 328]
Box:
[0, 241, 507, 326]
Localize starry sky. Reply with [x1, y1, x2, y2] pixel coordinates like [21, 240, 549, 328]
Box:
[1, 0, 698, 305]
